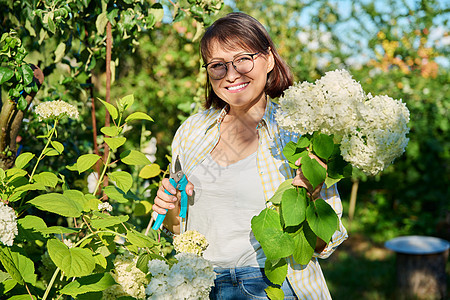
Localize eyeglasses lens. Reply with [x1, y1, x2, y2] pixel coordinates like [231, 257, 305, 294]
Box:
[207, 54, 255, 80]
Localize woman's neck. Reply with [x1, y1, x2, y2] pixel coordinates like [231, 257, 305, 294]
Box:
[224, 94, 267, 126]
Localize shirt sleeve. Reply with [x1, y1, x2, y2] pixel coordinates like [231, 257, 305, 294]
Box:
[313, 183, 348, 259]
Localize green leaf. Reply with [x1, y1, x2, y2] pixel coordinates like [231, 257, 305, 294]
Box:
[125, 112, 153, 123]
[136, 253, 164, 273]
[297, 136, 310, 148]
[14, 182, 46, 192]
[21, 64, 34, 86]
[324, 177, 341, 189]
[134, 201, 152, 216]
[17, 96, 27, 111]
[150, 3, 164, 23]
[120, 150, 151, 166]
[127, 230, 157, 248]
[312, 133, 334, 160]
[14, 152, 34, 169]
[292, 222, 316, 265]
[63, 189, 88, 209]
[282, 142, 301, 168]
[33, 172, 59, 188]
[108, 171, 133, 193]
[100, 126, 119, 137]
[0, 67, 14, 84]
[264, 259, 287, 286]
[251, 208, 295, 260]
[95, 12, 108, 35]
[0, 270, 17, 293]
[281, 188, 307, 227]
[77, 154, 101, 173]
[0, 246, 37, 285]
[40, 226, 79, 235]
[43, 147, 61, 157]
[119, 94, 134, 111]
[47, 239, 96, 278]
[98, 98, 118, 120]
[60, 273, 115, 296]
[29, 193, 83, 217]
[47, 17, 56, 34]
[0, 168, 5, 181]
[306, 199, 339, 243]
[173, 9, 186, 22]
[265, 286, 285, 300]
[139, 164, 161, 179]
[103, 186, 130, 203]
[301, 155, 326, 190]
[268, 179, 293, 205]
[51, 141, 64, 154]
[104, 137, 126, 151]
[17, 215, 47, 242]
[91, 215, 129, 229]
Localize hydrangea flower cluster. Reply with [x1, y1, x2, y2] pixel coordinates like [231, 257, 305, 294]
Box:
[0, 202, 18, 246]
[35, 100, 79, 121]
[145, 252, 216, 300]
[173, 230, 209, 256]
[103, 251, 148, 300]
[276, 69, 410, 175]
[98, 202, 113, 212]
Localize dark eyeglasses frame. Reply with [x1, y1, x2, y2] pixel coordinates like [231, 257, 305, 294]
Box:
[202, 52, 261, 80]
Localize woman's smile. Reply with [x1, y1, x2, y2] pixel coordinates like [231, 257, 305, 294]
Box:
[225, 82, 249, 92]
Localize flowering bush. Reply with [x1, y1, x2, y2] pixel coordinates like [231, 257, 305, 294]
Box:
[252, 69, 410, 299]
[0, 95, 167, 299]
[145, 230, 215, 299]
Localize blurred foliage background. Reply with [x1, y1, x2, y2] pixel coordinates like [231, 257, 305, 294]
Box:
[1, 0, 449, 298]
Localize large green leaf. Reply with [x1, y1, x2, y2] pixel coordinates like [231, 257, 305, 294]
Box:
[251, 209, 295, 260]
[108, 171, 133, 193]
[47, 239, 96, 278]
[51, 141, 64, 154]
[98, 98, 118, 120]
[63, 189, 88, 209]
[91, 215, 129, 229]
[21, 64, 34, 86]
[0, 270, 17, 293]
[282, 142, 302, 169]
[120, 150, 151, 166]
[127, 230, 157, 248]
[265, 286, 284, 300]
[264, 259, 287, 286]
[0, 67, 14, 84]
[60, 272, 116, 296]
[29, 193, 83, 217]
[312, 133, 334, 160]
[306, 199, 339, 243]
[33, 172, 59, 188]
[14, 152, 34, 169]
[104, 137, 126, 151]
[281, 188, 307, 227]
[77, 154, 101, 173]
[301, 155, 327, 190]
[119, 94, 134, 111]
[292, 222, 316, 265]
[125, 112, 153, 123]
[103, 186, 130, 203]
[100, 126, 119, 137]
[268, 179, 293, 205]
[0, 246, 37, 285]
[17, 215, 47, 242]
[139, 164, 161, 179]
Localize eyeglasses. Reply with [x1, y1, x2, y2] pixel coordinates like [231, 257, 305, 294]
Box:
[202, 52, 261, 80]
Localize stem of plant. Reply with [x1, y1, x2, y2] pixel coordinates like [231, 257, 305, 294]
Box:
[29, 119, 58, 182]
[42, 267, 60, 300]
[93, 150, 111, 196]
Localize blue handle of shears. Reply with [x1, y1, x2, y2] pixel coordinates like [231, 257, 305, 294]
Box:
[152, 176, 188, 230]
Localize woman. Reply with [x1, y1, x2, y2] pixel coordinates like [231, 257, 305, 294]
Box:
[152, 12, 347, 299]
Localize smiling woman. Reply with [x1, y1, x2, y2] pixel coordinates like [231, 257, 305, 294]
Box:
[151, 12, 348, 300]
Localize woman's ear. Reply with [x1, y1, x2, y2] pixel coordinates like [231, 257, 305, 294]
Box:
[266, 48, 275, 73]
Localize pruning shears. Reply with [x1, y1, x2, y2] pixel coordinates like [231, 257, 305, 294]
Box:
[152, 155, 188, 230]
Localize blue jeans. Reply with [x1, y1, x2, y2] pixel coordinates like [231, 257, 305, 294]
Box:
[210, 267, 298, 300]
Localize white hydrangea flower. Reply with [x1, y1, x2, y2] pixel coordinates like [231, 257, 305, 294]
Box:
[0, 202, 18, 246]
[87, 172, 99, 194]
[145, 253, 216, 299]
[142, 137, 157, 163]
[173, 230, 209, 256]
[103, 251, 148, 299]
[35, 100, 79, 121]
[98, 202, 113, 212]
[276, 69, 410, 176]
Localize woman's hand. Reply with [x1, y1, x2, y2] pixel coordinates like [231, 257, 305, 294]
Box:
[292, 153, 327, 200]
[152, 177, 194, 234]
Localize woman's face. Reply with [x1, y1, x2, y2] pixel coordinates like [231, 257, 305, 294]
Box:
[206, 42, 274, 110]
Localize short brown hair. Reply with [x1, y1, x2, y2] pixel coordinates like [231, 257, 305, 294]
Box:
[200, 12, 293, 109]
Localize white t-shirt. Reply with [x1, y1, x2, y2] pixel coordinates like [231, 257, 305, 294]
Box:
[187, 152, 266, 268]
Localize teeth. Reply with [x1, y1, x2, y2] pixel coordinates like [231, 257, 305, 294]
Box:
[227, 83, 248, 91]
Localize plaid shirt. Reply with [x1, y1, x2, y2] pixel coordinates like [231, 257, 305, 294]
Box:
[171, 100, 348, 299]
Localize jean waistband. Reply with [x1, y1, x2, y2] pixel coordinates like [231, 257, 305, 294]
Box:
[214, 266, 265, 283]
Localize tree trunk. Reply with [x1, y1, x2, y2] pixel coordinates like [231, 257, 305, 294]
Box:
[0, 65, 44, 169]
